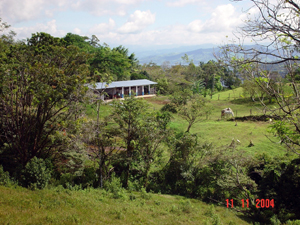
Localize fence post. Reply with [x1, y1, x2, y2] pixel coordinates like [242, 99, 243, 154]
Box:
[236, 110, 237, 117]
[228, 93, 230, 100]
[218, 94, 220, 100]
[250, 109, 252, 115]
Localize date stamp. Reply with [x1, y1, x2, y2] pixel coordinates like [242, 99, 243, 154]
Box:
[226, 199, 274, 208]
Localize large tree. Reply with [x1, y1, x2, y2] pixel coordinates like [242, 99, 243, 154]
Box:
[0, 32, 91, 176]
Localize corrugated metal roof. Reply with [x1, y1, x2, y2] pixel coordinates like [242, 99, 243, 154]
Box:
[90, 79, 157, 89]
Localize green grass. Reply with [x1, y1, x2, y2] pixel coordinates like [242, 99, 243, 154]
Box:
[0, 185, 251, 225]
[87, 89, 288, 157]
[147, 89, 288, 156]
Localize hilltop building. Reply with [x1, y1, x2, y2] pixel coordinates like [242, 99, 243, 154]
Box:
[89, 79, 157, 101]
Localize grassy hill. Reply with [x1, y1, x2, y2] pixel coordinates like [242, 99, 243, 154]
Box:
[0, 185, 251, 225]
[6, 87, 289, 225]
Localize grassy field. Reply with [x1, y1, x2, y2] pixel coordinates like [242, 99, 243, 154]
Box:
[0, 185, 251, 225]
[85, 88, 288, 156]
[147, 88, 287, 157]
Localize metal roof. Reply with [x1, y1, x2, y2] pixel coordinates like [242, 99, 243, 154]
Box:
[90, 79, 157, 90]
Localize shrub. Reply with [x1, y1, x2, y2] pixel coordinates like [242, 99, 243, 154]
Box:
[22, 157, 51, 189]
[179, 199, 193, 213]
[104, 175, 127, 199]
[285, 220, 300, 225]
[205, 204, 216, 217]
[141, 187, 151, 200]
[212, 214, 222, 225]
[161, 103, 177, 113]
[0, 165, 13, 186]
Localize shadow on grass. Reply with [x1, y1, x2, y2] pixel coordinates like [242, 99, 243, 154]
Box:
[230, 98, 275, 107]
[230, 97, 262, 105]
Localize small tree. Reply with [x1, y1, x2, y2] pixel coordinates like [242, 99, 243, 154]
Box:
[178, 94, 212, 133]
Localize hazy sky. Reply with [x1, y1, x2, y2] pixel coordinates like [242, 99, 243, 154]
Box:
[0, 0, 256, 49]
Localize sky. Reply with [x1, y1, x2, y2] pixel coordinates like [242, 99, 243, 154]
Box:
[0, 0, 256, 51]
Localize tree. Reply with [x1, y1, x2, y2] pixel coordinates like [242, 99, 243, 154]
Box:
[178, 94, 212, 132]
[110, 97, 149, 187]
[110, 97, 171, 188]
[89, 45, 132, 81]
[222, 0, 300, 155]
[133, 110, 171, 188]
[0, 33, 91, 177]
[164, 90, 211, 132]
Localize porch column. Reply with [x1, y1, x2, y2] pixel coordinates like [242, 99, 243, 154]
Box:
[121, 87, 124, 98]
[136, 86, 138, 96]
[142, 85, 144, 95]
[129, 86, 131, 97]
[148, 85, 150, 94]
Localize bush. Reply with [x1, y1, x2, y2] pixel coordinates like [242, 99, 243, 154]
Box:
[0, 165, 13, 186]
[22, 157, 51, 189]
[104, 175, 127, 199]
[140, 187, 151, 200]
[179, 199, 193, 213]
[286, 220, 300, 225]
[205, 204, 216, 217]
[161, 103, 177, 113]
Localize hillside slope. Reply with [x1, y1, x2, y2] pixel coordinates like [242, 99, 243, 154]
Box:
[0, 185, 251, 225]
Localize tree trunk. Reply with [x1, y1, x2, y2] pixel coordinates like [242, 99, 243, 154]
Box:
[186, 123, 192, 133]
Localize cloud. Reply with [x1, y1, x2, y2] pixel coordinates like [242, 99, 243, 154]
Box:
[188, 4, 245, 33]
[91, 22, 235, 47]
[118, 10, 155, 34]
[0, 0, 145, 24]
[0, 0, 71, 23]
[71, 0, 144, 17]
[89, 19, 116, 34]
[13, 20, 66, 40]
[115, 0, 144, 4]
[166, 0, 204, 7]
[73, 28, 81, 34]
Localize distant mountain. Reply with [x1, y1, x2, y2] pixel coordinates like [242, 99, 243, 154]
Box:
[133, 45, 291, 77]
[136, 47, 219, 65]
[125, 44, 218, 65]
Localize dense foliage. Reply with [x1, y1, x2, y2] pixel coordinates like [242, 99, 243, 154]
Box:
[1, 11, 300, 224]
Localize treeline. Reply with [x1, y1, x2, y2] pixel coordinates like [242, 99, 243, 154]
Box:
[142, 57, 241, 96]
[1, 18, 300, 224]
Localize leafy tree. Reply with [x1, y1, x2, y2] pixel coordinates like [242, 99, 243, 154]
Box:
[63, 33, 96, 52]
[110, 97, 149, 187]
[133, 110, 171, 188]
[0, 33, 91, 177]
[163, 90, 211, 132]
[89, 45, 132, 81]
[178, 94, 211, 132]
[110, 97, 170, 188]
[0, 18, 16, 44]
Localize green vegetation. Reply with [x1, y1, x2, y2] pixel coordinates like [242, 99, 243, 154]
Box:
[0, 185, 251, 225]
[1, 4, 300, 224]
